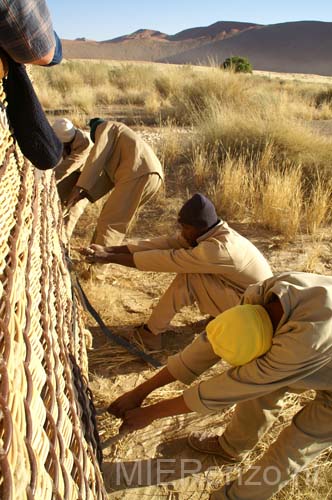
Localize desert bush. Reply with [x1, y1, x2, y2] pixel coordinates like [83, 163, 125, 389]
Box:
[154, 66, 196, 99]
[191, 144, 217, 188]
[259, 164, 303, 238]
[34, 85, 62, 109]
[315, 88, 332, 107]
[209, 154, 256, 221]
[67, 111, 89, 129]
[64, 85, 96, 114]
[161, 69, 253, 125]
[45, 63, 84, 93]
[305, 177, 332, 234]
[115, 88, 148, 106]
[223, 56, 253, 73]
[193, 95, 332, 176]
[157, 121, 190, 170]
[191, 140, 331, 239]
[108, 63, 157, 93]
[144, 91, 162, 114]
[94, 83, 118, 105]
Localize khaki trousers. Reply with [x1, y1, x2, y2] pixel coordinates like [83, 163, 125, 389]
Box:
[92, 173, 162, 246]
[147, 273, 240, 335]
[57, 171, 89, 241]
[212, 388, 332, 500]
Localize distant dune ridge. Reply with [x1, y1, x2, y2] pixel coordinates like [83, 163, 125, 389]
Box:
[62, 20, 332, 76]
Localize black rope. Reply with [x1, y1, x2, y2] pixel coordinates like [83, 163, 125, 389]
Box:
[72, 274, 162, 369]
[69, 354, 104, 465]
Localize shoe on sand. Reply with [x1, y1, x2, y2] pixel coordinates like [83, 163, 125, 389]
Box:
[187, 432, 240, 463]
[131, 324, 162, 351]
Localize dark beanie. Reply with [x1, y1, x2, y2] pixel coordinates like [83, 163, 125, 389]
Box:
[178, 193, 218, 228]
[89, 117, 105, 142]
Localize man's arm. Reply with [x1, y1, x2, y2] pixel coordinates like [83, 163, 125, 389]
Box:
[110, 324, 332, 431]
[105, 245, 131, 254]
[106, 332, 220, 422]
[132, 242, 232, 274]
[107, 334, 221, 432]
[80, 245, 136, 267]
[127, 234, 189, 253]
[55, 133, 91, 182]
[120, 396, 191, 432]
[108, 366, 191, 432]
[79, 239, 221, 272]
[108, 366, 176, 418]
[65, 186, 87, 210]
[31, 46, 54, 65]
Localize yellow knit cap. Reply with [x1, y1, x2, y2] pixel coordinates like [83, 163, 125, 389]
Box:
[206, 304, 273, 366]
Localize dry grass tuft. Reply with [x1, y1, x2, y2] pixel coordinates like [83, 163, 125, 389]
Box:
[260, 164, 303, 239]
[305, 177, 332, 234]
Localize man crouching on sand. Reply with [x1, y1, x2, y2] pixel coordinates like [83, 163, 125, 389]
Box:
[80, 193, 272, 350]
[107, 272, 332, 500]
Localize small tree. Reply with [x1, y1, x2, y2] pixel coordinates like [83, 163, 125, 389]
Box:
[222, 56, 253, 73]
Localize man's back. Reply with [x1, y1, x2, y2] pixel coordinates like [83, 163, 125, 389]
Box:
[197, 221, 273, 291]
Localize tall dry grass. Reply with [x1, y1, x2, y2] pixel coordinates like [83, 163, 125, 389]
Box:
[305, 178, 332, 233]
[260, 164, 303, 238]
[191, 142, 331, 240]
[31, 60, 332, 238]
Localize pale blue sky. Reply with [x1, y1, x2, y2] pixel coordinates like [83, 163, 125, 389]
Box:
[47, 0, 332, 41]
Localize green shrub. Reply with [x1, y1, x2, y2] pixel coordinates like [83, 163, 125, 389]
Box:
[223, 56, 253, 73]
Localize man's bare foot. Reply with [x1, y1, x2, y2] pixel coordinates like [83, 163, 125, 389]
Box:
[132, 324, 162, 351]
[121, 325, 162, 350]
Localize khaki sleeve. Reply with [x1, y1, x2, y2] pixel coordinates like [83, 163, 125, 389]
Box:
[55, 137, 91, 182]
[182, 324, 332, 414]
[133, 241, 231, 273]
[127, 235, 187, 253]
[167, 332, 220, 385]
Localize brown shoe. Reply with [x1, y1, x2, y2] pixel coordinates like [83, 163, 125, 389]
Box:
[131, 324, 162, 351]
[187, 432, 240, 463]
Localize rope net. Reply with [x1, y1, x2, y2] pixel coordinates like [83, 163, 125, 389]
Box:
[0, 81, 106, 499]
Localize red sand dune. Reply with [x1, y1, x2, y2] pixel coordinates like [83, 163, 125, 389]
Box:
[62, 20, 332, 76]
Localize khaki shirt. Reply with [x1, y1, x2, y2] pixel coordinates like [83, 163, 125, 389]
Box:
[77, 121, 164, 202]
[128, 221, 273, 293]
[167, 272, 332, 414]
[55, 128, 91, 182]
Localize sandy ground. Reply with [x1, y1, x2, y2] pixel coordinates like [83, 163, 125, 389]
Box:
[253, 70, 332, 84]
[69, 126, 332, 499]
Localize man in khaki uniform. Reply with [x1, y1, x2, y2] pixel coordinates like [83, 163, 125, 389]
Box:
[67, 118, 164, 246]
[107, 271, 332, 500]
[81, 193, 272, 348]
[53, 118, 92, 239]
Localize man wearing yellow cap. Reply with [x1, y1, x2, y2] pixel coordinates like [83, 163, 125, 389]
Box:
[107, 272, 332, 500]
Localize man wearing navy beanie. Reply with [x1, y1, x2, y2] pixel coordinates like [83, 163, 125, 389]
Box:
[80, 193, 272, 349]
[178, 192, 219, 230]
